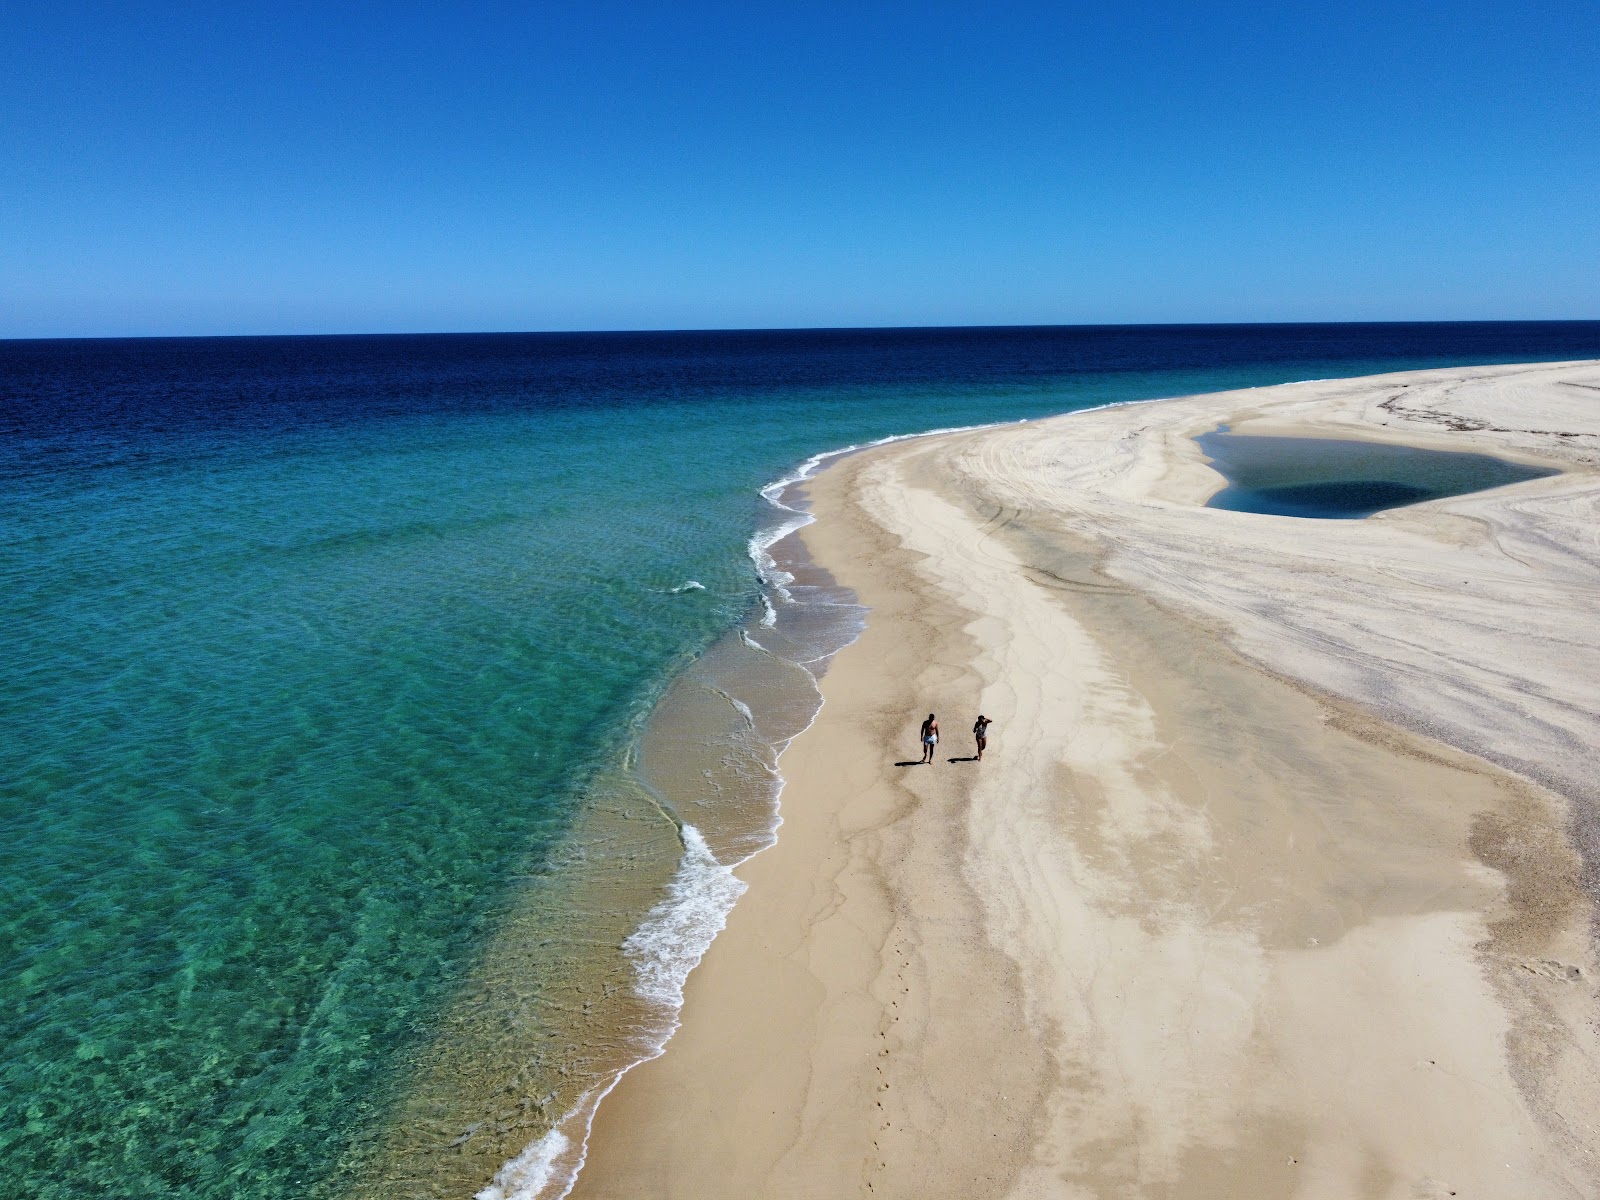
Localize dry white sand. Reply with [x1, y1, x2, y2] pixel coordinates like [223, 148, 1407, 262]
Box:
[570, 360, 1600, 1199]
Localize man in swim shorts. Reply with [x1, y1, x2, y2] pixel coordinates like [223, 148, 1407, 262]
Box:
[973, 714, 991, 760]
[919, 713, 940, 763]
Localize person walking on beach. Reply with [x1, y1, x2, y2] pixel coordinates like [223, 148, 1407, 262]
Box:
[973, 714, 992, 760]
[919, 713, 940, 763]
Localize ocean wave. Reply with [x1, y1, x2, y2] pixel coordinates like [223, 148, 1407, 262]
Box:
[707, 686, 757, 731]
[474, 1124, 572, 1200]
[473, 824, 751, 1200]
[622, 824, 749, 1009]
[748, 418, 1035, 625]
[667, 580, 706, 594]
[476, 823, 755, 1200]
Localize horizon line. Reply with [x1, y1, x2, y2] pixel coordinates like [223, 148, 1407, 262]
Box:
[7, 316, 1600, 345]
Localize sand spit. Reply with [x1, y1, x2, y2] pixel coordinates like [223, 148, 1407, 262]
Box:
[570, 360, 1600, 1199]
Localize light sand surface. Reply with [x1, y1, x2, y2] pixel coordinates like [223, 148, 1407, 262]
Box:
[570, 361, 1600, 1199]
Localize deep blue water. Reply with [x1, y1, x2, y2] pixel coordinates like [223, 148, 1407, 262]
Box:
[3, 322, 1598, 1198]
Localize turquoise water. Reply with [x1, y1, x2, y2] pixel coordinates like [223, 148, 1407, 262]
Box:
[1198, 429, 1559, 518]
[5, 325, 1600, 1198]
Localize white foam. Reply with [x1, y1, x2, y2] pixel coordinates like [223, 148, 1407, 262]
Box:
[475, 823, 749, 1200]
[746, 412, 1149, 621]
[622, 824, 749, 1008]
[748, 422, 1005, 622]
[756, 588, 780, 628]
[717, 690, 756, 729]
[668, 580, 706, 594]
[474, 1123, 571, 1200]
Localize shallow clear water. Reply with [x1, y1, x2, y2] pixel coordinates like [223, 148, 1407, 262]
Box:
[1198, 429, 1560, 518]
[4, 324, 1599, 1198]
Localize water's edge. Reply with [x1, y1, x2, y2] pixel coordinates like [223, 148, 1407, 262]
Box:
[475, 404, 1190, 1198]
[474, 418, 1072, 1197]
[465, 446, 863, 1198]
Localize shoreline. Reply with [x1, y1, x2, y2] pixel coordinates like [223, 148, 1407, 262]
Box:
[463, 463, 876, 1199]
[568, 360, 1600, 1198]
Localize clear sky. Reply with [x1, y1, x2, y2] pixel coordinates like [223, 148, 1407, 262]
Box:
[3, 2, 1596, 337]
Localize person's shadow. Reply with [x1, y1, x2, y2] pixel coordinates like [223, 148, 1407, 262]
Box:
[894, 760, 926, 767]
[946, 756, 979, 763]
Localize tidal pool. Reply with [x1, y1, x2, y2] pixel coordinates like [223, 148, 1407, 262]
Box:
[1196, 429, 1557, 519]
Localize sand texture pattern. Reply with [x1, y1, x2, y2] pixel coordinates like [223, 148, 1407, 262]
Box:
[570, 361, 1600, 1199]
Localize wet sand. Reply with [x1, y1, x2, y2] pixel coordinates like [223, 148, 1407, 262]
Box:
[571, 360, 1600, 1199]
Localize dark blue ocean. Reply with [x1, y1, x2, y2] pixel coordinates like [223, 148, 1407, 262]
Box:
[4, 323, 1599, 1199]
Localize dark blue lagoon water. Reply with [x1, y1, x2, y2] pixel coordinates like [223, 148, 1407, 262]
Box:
[3, 322, 1599, 1199]
[1198, 429, 1560, 518]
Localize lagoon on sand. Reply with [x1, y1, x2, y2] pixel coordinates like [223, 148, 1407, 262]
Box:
[1198, 427, 1558, 519]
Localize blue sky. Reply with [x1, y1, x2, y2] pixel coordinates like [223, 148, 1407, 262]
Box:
[3, 2, 1596, 336]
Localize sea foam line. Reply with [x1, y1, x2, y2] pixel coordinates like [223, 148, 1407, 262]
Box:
[475, 825, 751, 1200]
[749, 419, 1016, 623]
[622, 825, 750, 1009]
[745, 398, 1168, 619]
[475, 1117, 575, 1200]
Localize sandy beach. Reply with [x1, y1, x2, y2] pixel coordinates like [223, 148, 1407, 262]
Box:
[569, 360, 1600, 1199]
